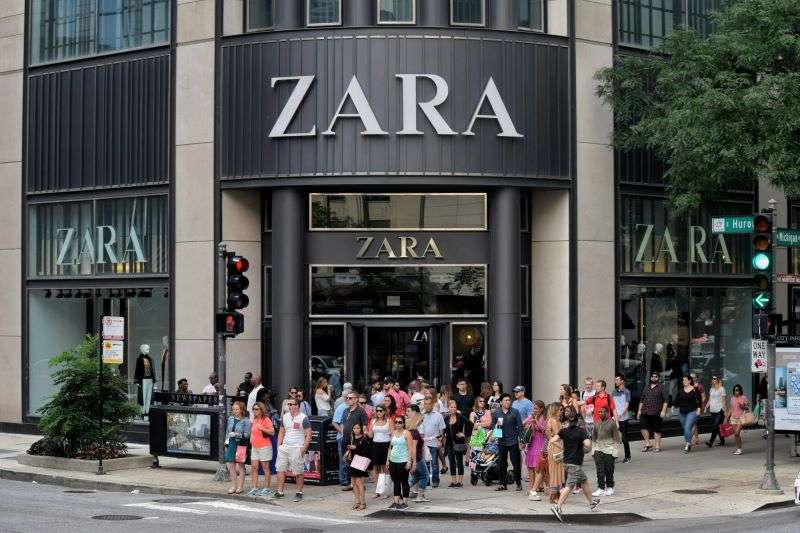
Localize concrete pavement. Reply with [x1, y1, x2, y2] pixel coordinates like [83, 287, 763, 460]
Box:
[1, 429, 798, 523]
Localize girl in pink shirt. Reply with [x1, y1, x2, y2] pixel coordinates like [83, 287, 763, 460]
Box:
[725, 384, 749, 455]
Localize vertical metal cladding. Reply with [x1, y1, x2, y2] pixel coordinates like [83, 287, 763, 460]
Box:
[220, 29, 570, 181]
[26, 51, 171, 192]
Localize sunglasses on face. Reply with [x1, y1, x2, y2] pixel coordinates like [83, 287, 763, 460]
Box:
[287, 402, 297, 406]
[395, 420, 405, 424]
[376, 408, 384, 412]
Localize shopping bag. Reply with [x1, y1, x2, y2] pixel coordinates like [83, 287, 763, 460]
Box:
[350, 454, 371, 472]
[375, 473, 387, 495]
[492, 427, 503, 439]
[741, 412, 757, 426]
[719, 423, 735, 438]
[469, 426, 486, 449]
[235, 445, 248, 463]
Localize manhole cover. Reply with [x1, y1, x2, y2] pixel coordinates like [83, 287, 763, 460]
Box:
[282, 529, 324, 533]
[672, 489, 718, 495]
[91, 515, 144, 521]
[63, 490, 95, 494]
[153, 498, 205, 504]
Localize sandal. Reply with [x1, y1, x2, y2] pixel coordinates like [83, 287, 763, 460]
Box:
[357, 504, 366, 511]
[372, 493, 382, 499]
[641, 445, 652, 453]
[227, 487, 236, 494]
[652, 448, 661, 453]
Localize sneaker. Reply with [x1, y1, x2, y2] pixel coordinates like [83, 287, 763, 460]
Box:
[734, 449, 743, 455]
[550, 505, 564, 523]
[592, 488, 605, 497]
[398, 502, 409, 510]
[258, 488, 272, 497]
[409, 491, 419, 499]
[622, 457, 632, 464]
[246, 488, 259, 497]
[528, 490, 541, 501]
[293, 492, 303, 502]
[604, 488, 614, 497]
[274, 491, 285, 499]
[705, 441, 713, 448]
[413, 494, 430, 503]
[590, 498, 600, 511]
[516, 485, 523, 492]
[572, 488, 582, 495]
[388, 502, 399, 510]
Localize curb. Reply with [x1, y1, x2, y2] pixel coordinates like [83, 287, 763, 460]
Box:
[366, 509, 648, 525]
[754, 499, 798, 512]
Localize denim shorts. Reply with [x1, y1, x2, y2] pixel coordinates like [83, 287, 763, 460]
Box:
[564, 464, 587, 487]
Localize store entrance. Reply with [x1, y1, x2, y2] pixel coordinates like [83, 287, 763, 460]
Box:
[350, 324, 443, 394]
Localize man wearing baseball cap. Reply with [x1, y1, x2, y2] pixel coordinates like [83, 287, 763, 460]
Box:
[512, 385, 534, 421]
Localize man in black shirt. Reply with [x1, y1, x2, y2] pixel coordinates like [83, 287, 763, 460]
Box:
[490, 393, 523, 491]
[237, 372, 253, 398]
[549, 406, 600, 522]
[453, 378, 474, 415]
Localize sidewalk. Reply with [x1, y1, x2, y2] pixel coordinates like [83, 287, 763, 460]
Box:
[1, 430, 798, 522]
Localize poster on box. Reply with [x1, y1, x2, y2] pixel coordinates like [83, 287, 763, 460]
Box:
[774, 347, 800, 432]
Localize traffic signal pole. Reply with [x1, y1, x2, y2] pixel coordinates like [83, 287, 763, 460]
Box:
[213, 243, 229, 482]
[758, 200, 782, 494]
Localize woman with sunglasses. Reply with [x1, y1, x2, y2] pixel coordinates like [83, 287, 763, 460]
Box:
[386, 415, 415, 510]
[346, 423, 372, 511]
[705, 375, 727, 447]
[247, 401, 275, 496]
[367, 401, 393, 498]
[281, 387, 299, 415]
[725, 384, 749, 455]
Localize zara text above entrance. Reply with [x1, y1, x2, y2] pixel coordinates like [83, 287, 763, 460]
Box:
[268, 74, 523, 139]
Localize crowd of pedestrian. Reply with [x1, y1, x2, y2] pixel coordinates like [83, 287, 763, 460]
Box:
[220, 370, 757, 519]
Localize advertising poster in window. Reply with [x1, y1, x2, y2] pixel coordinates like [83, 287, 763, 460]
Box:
[166, 412, 213, 456]
[774, 347, 800, 432]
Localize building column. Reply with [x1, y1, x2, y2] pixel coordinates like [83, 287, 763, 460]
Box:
[489, 187, 521, 388]
[532, 191, 570, 400]
[0, 0, 24, 422]
[574, 0, 616, 382]
[174, 0, 216, 391]
[271, 188, 305, 392]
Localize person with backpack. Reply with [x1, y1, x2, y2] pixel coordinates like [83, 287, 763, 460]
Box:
[549, 406, 600, 522]
[523, 400, 548, 500]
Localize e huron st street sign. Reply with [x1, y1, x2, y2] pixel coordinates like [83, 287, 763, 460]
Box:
[711, 216, 753, 234]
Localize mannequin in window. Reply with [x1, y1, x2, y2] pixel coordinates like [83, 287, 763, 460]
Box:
[160, 335, 169, 392]
[650, 342, 664, 376]
[135, 344, 155, 418]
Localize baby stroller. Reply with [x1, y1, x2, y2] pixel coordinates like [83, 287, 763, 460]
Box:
[469, 438, 513, 486]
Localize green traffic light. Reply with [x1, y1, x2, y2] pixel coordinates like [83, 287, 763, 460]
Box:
[752, 253, 770, 270]
[753, 292, 771, 309]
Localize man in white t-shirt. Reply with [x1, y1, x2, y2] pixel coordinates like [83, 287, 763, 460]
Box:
[247, 374, 264, 420]
[579, 377, 596, 432]
[275, 398, 312, 502]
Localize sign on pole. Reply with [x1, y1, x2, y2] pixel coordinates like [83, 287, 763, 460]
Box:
[752, 338, 768, 373]
[775, 228, 800, 247]
[102, 339, 124, 365]
[101, 316, 124, 340]
[711, 216, 753, 234]
[774, 345, 800, 432]
[776, 273, 800, 284]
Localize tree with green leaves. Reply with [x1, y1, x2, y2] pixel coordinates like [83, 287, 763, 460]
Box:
[29, 335, 140, 459]
[596, 0, 800, 212]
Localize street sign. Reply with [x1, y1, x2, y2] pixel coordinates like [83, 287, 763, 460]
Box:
[775, 228, 800, 247]
[101, 316, 124, 340]
[753, 292, 771, 309]
[711, 216, 753, 234]
[102, 339, 124, 365]
[752, 339, 768, 373]
[776, 274, 800, 284]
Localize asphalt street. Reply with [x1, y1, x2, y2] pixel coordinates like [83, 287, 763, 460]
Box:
[0, 479, 798, 533]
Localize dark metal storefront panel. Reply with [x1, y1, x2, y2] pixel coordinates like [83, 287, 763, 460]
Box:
[220, 29, 570, 181]
[26, 51, 171, 193]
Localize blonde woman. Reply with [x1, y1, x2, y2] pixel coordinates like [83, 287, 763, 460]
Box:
[247, 401, 275, 496]
[314, 377, 332, 416]
[366, 401, 392, 498]
[225, 401, 251, 494]
[545, 402, 565, 504]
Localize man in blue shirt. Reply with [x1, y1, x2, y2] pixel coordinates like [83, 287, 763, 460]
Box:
[512, 385, 534, 420]
[332, 399, 350, 488]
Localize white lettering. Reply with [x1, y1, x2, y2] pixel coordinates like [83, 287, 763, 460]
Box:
[96, 226, 118, 264]
[322, 76, 388, 136]
[123, 226, 147, 264]
[396, 74, 457, 136]
[463, 77, 523, 138]
[421, 238, 444, 259]
[268, 76, 317, 138]
[56, 228, 76, 266]
[689, 226, 708, 264]
[375, 238, 397, 258]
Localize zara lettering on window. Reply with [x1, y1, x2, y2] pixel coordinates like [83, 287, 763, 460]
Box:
[56, 225, 147, 266]
[633, 224, 731, 265]
[268, 74, 523, 139]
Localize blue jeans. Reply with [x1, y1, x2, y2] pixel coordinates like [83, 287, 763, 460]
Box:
[427, 446, 440, 486]
[410, 457, 429, 491]
[709, 410, 725, 445]
[338, 439, 350, 486]
[679, 411, 699, 444]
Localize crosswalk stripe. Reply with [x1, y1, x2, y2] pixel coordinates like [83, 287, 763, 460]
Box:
[188, 500, 367, 524]
[125, 502, 209, 515]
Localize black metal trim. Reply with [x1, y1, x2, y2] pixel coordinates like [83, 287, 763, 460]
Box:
[26, 186, 169, 204]
[567, 0, 578, 386]
[213, 0, 224, 374]
[27, 43, 171, 73]
[25, 181, 170, 198]
[619, 274, 752, 287]
[21, 0, 31, 420]
[167, 0, 178, 392]
[220, 177, 572, 190]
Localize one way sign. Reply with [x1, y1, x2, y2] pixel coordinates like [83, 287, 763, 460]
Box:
[751, 339, 768, 373]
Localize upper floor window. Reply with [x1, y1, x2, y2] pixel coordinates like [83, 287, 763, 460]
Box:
[618, 0, 721, 49]
[307, 0, 342, 26]
[247, 0, 274, 32]
[451, 0, 485, 26]
[377, 0, 415, 24]
[518, 0, 544, 32]
[30, 0, 170, 66]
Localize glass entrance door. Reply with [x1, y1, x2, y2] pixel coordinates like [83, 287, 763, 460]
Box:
[351, 325, 442, 393]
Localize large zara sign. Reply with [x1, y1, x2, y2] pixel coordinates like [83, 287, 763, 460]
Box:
[268, 74, 523, 139]
[55, 225, 147, 266]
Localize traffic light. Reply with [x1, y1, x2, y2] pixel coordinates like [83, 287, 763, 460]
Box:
[226, 254, 250, 311]
[216, 310, 244, 337]
[752, 212, 773, 311]
[752, 312, 782, 338]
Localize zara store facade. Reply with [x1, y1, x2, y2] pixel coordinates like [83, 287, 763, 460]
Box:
[3, 0, 753, 428]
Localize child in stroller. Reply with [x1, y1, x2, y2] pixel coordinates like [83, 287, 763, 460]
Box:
[469, 435, 513, 486]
